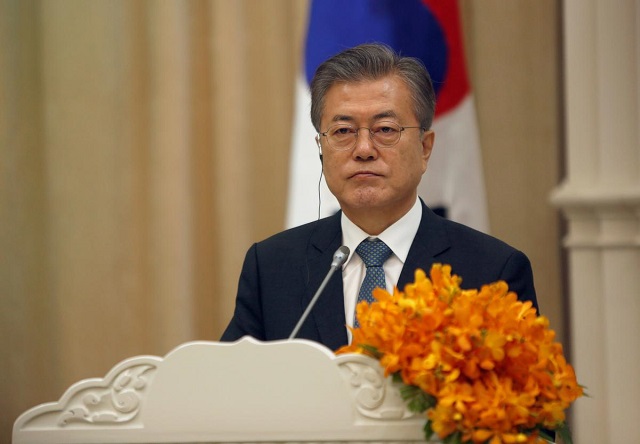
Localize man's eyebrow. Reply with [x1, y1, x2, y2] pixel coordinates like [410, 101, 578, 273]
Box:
[329, 110, 399, 123]
[330, 115, 355, 123]
[373, 110, 398, 120]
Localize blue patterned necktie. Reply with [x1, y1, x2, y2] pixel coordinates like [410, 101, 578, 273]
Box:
[354, 238, 392, 327]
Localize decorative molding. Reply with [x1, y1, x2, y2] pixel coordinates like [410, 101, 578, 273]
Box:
[336, 354, 417, 420]
[550, 182, 640, 248]
[58, 364, 157, 426]
[13, 355, 162, 436]
[550, 182, 640, 210]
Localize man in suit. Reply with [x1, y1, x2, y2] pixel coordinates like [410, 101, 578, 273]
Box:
[221, 43, 537, 351]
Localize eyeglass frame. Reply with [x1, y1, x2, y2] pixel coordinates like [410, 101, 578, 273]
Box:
[315, 120, 426, 151]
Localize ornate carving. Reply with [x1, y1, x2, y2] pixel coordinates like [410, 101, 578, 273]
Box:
[337, 356, 417, 420]
[57, 364, 156, 426]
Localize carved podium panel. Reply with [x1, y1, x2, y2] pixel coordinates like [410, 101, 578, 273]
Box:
[13, 338, 433, 444]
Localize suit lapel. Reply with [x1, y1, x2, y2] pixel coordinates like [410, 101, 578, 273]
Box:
[299, 203, 449, 350]
[303, 213, 348, 350]
[398, 202, 452, 289]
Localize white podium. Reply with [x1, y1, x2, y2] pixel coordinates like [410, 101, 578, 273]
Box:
[13, 337, 432, 443]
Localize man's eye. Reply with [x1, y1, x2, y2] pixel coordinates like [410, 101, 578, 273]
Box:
[376, 126, 398, 134]
[332, 127, 354, 135]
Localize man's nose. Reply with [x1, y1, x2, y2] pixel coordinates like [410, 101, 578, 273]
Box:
[352, 128, 377, 158]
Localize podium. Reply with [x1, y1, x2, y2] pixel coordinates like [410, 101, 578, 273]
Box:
[13, 337, 432, 443]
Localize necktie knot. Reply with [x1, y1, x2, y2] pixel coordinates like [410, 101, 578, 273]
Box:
[356, 239, 392, 268]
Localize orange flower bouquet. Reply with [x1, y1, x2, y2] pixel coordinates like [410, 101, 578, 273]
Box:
[337, 264, 583, 444]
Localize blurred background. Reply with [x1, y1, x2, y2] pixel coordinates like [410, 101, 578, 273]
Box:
[3, 1, 635, 443]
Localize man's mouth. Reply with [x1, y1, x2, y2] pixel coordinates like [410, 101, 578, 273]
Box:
[350, 171, 381, 179]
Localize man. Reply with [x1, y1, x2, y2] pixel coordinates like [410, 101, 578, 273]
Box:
[221, 43, 537, 350]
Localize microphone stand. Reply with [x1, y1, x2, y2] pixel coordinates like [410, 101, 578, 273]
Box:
[288, 246, 350, 340]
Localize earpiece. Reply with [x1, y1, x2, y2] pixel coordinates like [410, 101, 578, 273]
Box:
[316, 135, 323, 165]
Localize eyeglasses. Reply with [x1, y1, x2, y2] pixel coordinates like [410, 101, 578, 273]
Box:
[317, 121, 425, 151]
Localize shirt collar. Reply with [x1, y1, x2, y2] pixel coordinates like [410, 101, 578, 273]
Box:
[341, 197, 422, 266]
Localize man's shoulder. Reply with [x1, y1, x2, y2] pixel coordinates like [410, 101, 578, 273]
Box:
[419, 206, 536, 304]
[253, 213, 341, 252]
[420, 204, 522, 259]
[441, 217, 516, 253]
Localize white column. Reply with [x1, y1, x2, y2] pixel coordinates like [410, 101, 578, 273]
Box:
[552, 1, 640, 443]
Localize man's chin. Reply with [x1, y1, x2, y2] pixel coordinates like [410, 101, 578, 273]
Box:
[338, 194, 389, 214]
[338, 190, 417, 218]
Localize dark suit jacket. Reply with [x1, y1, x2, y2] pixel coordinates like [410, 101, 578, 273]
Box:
[221, 201, 537, 351]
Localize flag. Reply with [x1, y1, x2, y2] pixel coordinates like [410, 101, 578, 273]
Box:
[286, 0, 489, 233]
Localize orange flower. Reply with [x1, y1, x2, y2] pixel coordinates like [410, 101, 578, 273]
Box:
[337, 264, 583, 444]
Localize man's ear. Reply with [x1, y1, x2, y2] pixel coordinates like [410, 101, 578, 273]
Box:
[421, 130, 435, 170]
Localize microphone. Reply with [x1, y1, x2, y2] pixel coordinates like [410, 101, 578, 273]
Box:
[288, 246, 350, 340]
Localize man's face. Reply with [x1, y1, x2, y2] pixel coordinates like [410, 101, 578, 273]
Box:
[319, 75, 434, 229]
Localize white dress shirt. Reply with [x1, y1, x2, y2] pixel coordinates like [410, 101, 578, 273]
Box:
[341, 197, 422, 342]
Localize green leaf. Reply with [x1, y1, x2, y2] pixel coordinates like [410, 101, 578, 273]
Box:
[359, 344, 383, 359]
[399, 383, 421, 399]
[424, 420, 435, 441]
[556, 422, 574, 444]
[392, 372, 403, 384]
[442, 431, 463, 444]
[578, 384, 591, 398]
[399, 384, 436, 413]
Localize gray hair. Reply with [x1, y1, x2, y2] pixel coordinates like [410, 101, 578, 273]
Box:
[309, 43, 436, 132]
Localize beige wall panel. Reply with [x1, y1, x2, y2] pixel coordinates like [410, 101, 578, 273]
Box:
[145, 0, 195, 350]
[209, 0, 254, 333]
[0, 0, 57, 439]
[38, 0, 151, 384]
[208, 0, 308, 336]
[461, 1, 564, 342]
[187, 0, 218, 340]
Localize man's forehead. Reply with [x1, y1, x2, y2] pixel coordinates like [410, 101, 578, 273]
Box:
[321, 76, 412, 124]
[326, 74, 405, 93]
